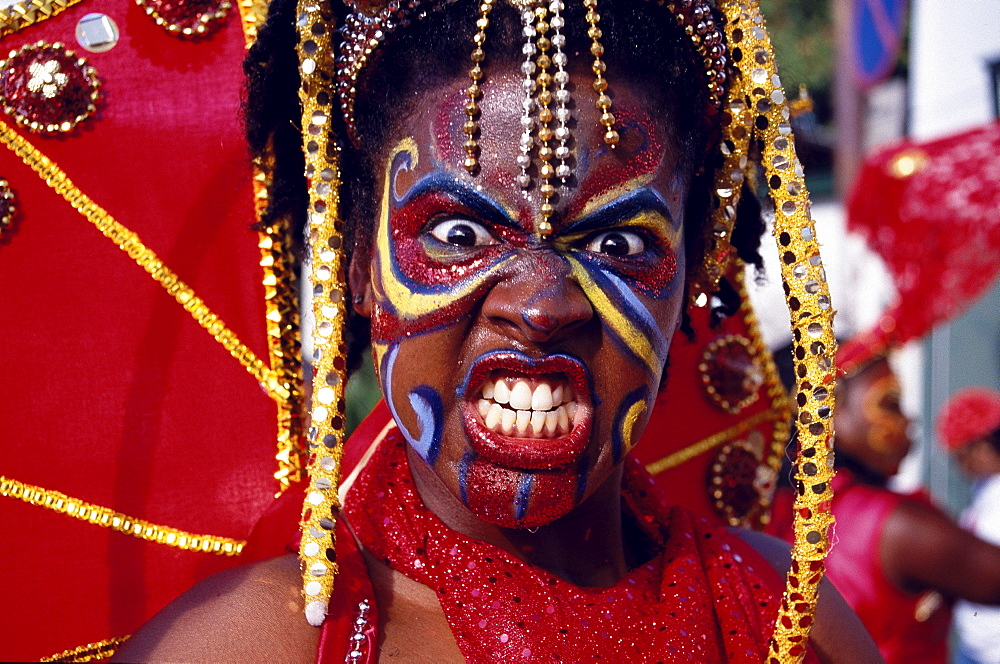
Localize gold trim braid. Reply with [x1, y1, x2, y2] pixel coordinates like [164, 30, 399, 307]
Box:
[1, 476, 246, 555]
[40, 635, 131, 662]
[0, 117, 290, 403]
[0, 0, 85, 39]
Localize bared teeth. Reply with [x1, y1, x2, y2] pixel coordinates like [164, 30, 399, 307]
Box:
[493, 380, 510, 405]
[485, 402, 503, 430]
[476, 376, 580, 439]
[515, 410, 530, 435]
[509, 381, 532, 410]
[530, 410, 546, 435]
[501, 408, 516, 435]
[531, 383, 553, 411]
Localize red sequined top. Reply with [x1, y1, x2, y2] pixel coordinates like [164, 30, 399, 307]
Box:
[317, 423, 815, 663]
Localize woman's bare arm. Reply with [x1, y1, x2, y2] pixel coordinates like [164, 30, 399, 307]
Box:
[111, 553, 318, 663]
[739, 529, 884, 664]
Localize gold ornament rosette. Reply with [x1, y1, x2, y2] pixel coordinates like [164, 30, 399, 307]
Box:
[295, 0, 350, 626]
[717, 2, 837, 661]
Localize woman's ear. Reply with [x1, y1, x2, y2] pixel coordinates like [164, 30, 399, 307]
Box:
[348, 250, 374, 317]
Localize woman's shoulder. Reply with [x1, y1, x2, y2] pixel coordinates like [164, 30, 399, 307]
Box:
[111, 553, 320, 663]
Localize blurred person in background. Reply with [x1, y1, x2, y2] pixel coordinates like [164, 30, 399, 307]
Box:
[770, 353, 1000, 664]
[938, 387, 1000, 664]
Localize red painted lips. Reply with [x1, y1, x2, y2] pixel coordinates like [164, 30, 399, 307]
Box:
[461, 351, 592, 470]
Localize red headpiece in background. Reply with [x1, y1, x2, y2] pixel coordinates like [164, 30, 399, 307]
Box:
[839, 121, 1000, 374]
[936, 387, 1000, 451]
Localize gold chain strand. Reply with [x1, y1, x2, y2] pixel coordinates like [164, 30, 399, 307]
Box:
[0, 117, 290, 403]
[720, 2, 838, 660]
[1, 476, 246, 555]
[259, 212, 307, 494]
[585, 0, 617, 147]
[0, 0, 85, 38]
[534, 3, 556, 236]
[295, 0, 349, 626]
[40, 636, 131, 662]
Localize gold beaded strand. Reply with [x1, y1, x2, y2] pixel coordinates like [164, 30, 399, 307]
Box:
[584, 0, 617, 146]
[534, 3, 556, 235]
[464, 0, 495, 174]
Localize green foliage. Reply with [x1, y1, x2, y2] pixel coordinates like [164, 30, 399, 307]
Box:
[760, 0, 834, 121]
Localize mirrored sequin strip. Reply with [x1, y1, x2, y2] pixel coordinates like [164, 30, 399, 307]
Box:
[0, 117, 290, 404]
[296, 0, 350, 627]
[0, 476, 246, 555]
[0, 0, 86, 39]
[40, 635, 131, 662]
[718, 2, 837, 661]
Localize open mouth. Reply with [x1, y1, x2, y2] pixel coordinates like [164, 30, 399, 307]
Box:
[461, 351, 592, 470]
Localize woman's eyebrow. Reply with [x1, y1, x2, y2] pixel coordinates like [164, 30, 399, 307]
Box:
[560, 188, 677, 235]
[396, 172, 519, 230]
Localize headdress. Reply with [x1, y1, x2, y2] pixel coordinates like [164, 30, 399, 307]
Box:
[292, 1, 838, 660]
[838, 121, 1000, 376]
[937, 387, 1000, 452]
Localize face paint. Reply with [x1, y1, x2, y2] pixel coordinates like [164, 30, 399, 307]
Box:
[358, 72, 689, 529]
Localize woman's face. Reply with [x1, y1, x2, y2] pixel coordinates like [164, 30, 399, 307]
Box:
[835, 358, 912, 479]
[351, 67, 691, 528]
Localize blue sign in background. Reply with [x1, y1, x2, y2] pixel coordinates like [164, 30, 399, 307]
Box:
[853, 0, 908, 88]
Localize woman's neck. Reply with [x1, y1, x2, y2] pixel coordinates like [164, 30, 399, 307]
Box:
[406, 446, 633, 587]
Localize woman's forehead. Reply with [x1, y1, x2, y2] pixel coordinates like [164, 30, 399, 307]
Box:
[385, 70, 685, 229]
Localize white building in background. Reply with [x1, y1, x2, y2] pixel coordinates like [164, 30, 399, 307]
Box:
[909, 0, 1000, 506]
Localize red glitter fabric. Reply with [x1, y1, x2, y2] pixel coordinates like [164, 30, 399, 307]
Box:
[841, 121, 1000, 373]
[344, 432, 804, 663]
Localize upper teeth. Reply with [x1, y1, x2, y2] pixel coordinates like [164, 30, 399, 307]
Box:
[477, 377, 576, 438]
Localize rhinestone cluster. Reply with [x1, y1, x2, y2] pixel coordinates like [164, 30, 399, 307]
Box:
[135, 0, 233, 37]
[0, 42, 99, 134]
[346, 599, 371, 662]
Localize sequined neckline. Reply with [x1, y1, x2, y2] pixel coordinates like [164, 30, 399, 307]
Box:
[344, 432, 782, 662]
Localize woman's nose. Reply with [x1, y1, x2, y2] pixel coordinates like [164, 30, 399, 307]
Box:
[480, 251, 594, 345]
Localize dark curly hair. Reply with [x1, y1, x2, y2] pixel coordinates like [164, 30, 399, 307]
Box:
[243, 0, 767, 373]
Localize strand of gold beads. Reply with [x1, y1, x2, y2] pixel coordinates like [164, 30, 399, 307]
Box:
[585, 0, 617, 147]
[533, 3, 557, 236]
[464, 0, 495, 174]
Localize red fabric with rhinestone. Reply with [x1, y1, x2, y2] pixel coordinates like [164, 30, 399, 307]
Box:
[841, 121, 1000, 373]
[138, 0, 232, 35]
[344, 432, 816, 663]
[0, 43, 99, 133]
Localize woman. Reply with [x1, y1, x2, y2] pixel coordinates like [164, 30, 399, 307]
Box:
[113, 0, 877, 661]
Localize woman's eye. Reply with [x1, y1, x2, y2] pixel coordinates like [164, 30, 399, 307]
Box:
[584, 230, 648, 258]
[427, 218, 495, 248]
